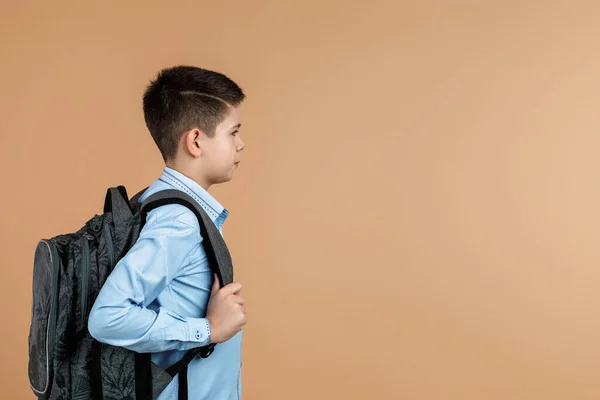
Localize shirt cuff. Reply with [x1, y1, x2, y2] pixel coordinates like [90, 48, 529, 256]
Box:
[187, 318, 211, 346]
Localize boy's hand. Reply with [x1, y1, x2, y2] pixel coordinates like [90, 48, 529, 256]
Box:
[206, 274, 247, 344]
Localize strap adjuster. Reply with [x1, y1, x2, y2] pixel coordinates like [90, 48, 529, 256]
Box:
[198, 344, 216, 358]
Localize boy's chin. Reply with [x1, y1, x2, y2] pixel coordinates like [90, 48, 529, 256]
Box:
[212, 174, 234, 185]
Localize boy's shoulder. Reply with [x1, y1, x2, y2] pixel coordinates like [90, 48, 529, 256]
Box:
[138, 180, 200, 232]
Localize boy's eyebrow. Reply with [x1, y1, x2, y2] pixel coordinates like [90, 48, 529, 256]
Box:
[230, 123, 242, 131]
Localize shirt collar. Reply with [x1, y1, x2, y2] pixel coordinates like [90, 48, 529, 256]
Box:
[158, 166, 229, 225]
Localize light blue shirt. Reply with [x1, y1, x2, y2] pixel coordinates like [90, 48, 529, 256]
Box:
[88, 166, 242, 400]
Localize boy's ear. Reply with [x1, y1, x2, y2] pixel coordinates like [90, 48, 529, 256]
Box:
[183, 128, 203, 158]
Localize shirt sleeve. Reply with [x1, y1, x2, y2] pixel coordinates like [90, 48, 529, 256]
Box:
[88, 204, 212, 353]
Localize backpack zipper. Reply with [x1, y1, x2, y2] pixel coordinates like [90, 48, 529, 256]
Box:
[103, 223, 115, 270]
[81, 236, 91, 321]
[46, 240, 60, 353]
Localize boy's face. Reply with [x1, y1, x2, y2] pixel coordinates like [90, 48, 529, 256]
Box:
[197, 105, 245, 187]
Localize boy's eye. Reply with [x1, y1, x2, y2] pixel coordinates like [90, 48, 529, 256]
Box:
[232, 130, 239, 136]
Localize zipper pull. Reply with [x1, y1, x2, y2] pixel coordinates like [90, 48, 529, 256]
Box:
[83, 232, 94, 241]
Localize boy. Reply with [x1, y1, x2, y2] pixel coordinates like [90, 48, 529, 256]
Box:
[88, 65, 247, 400]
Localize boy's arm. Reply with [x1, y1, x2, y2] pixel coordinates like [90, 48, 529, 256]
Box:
[88, 205, 211, 353]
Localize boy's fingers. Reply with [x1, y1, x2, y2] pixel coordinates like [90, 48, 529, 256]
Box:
[211, 274, 220, 294]
[222, 282, 242, 295]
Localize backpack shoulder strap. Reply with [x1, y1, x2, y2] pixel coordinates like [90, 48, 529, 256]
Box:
[140, 189, 234, 287]
[137, 190, 236, 398]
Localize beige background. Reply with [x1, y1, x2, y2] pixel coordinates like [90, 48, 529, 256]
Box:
[2, 1, 600, 399]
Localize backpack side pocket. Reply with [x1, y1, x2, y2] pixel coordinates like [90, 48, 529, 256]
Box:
[29, 239, 61, 398]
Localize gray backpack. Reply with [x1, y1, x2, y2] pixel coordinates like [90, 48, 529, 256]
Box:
[28, 185, 234, 400]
